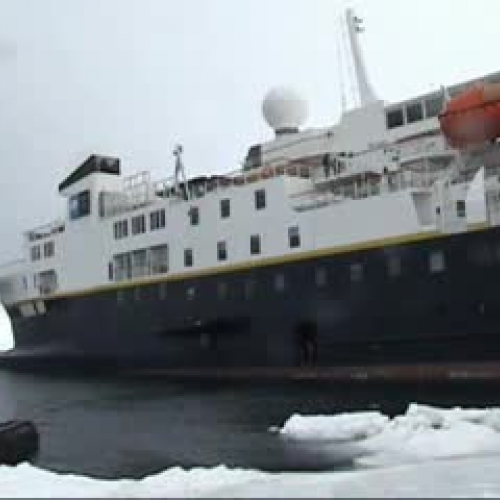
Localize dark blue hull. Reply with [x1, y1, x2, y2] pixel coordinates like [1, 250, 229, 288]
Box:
[4, 227, 500, 379]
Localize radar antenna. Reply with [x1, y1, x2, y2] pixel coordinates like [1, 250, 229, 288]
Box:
[344, 8, 378, 107]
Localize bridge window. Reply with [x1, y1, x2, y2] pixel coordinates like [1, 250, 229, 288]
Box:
[131, 215, 146, 236]
[69, 190, 91, 221]
[406, 102, 424, 124]
[425, 95, 444, 119]
[386, 109, 404, 129]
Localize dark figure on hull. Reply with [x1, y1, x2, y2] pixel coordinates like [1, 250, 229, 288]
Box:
[297, 322, 318, 367]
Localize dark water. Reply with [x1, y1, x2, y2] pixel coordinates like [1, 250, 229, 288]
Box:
[0, 371, 499, 480]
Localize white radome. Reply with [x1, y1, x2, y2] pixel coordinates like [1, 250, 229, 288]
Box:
[262, 87, 308, 133]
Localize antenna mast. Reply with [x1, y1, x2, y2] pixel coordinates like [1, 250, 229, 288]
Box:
[345, 8, 378, 107]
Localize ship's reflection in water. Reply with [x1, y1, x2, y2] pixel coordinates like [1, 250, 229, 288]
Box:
[0, 371, 497, 479]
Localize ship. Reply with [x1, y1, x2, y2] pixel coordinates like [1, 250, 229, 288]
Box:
[2, 9, 500, 381]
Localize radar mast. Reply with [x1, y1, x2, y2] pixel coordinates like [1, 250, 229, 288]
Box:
[344, 8, 378, 107]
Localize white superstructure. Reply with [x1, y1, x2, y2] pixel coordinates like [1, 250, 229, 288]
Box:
[2, 9, 500, 310]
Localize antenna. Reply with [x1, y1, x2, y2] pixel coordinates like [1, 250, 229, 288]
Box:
[336, 14, 347, 113]
[345, 8, 378, 107]
[173, 144, 191, 201]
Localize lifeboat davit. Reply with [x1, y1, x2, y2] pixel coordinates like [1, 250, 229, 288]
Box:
[439, 83, 500, 148]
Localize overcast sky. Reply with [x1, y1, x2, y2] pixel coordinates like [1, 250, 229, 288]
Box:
[0, 0, 498, 346]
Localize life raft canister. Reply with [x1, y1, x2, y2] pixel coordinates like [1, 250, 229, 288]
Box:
[439, 83, 500, 148]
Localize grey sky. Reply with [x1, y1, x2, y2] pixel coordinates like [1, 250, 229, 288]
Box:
[0, 0, 498, 266]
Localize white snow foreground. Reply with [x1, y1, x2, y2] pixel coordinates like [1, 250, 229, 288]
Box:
[1, 405, 500, 498]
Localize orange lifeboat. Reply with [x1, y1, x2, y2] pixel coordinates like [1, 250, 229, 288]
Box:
[439, 83, 500, 148]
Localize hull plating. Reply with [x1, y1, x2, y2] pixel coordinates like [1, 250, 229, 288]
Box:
[4, 227, 500, 378]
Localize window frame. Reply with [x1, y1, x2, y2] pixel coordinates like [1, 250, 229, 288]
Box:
[184, 249, 194, 268]
[430, 250, 446, 274]
[250, 235, 261, 256]
[288, 226, 301, 249]
[220, 199, 231, 219]
[386, 108, 405, 129]
[255, 189, 266, 211]
[218, 241, 228, 262]
[406, 102, 424, 124]
[189, 206, 200, 226]
[131, 215, 146, 236]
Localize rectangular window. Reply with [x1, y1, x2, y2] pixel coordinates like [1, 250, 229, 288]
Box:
[386, 109, 404, 129]
[221, 199, 231, 219]
[69, 190, 91, 221]
[351, 263, 364, 283]
[275, 273, 286, 293]
[289, 226, 301, 249]
[250, 235, 261, 256]
[315, 267, 328, 288]
[114, 253, 132, 282]
[131, 249, 149, 278]
[150, 209, 166, 231]
[189, 206, 200, 226]
[255, 189, 266, 210]
[186, 286, 196, 301]
[457, 200, 467, 219]
[406, 102, 424, 124]
[150, 245, 169, 275]
[43, 242, 55, 258]
[218, 241, 228, 262]
[159, 283, 167, 301]
[430, 251, 446, 274]
[114, 220, 129, 240]
[387, 255, 402, 278]
[184, 249, 194, 268]
[38, 270, 58, 295]
[108, 262, 114, 282]
[31, 246, 41, 262]
[132, 215, 146, 235]
[425, 95, 444, 119]
[244, 279, 256, 300]
[218, 282, 228, 300]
